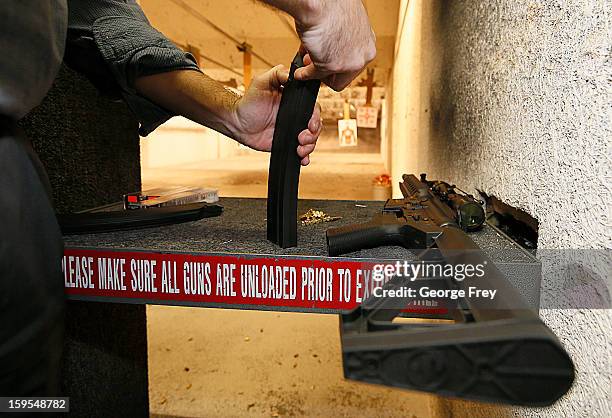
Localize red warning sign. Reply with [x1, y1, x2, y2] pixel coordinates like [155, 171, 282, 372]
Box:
[62, 248, 383, 313]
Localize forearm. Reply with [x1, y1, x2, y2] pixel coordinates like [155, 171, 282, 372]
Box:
[134, 70, 240, 138]
[260, 0, 322, 25]
[134, 64, 321, 161]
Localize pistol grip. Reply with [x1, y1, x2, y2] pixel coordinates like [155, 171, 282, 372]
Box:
[326, 216, 404, 256]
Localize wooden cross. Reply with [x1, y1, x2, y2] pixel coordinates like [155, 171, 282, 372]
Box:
[357, 68, 377, 106]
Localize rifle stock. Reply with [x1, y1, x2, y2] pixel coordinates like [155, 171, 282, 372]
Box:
[326, 174, 574, 406]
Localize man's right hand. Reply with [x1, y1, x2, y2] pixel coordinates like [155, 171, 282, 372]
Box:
[265, 0, 377, 91]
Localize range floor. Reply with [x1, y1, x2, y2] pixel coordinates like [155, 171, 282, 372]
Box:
[144, 149, 437, 417]
[142, 151, 385, 201]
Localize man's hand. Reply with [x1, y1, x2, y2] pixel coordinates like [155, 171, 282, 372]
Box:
[135, 66, 322, 166]
[230, 65, 322, 166]
[264, 0, 376, 91]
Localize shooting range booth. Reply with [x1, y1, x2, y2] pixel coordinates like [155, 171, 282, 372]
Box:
[20, 60, 575, 417]
[18, 0, 594, 410]
[59, 196, 554, 416]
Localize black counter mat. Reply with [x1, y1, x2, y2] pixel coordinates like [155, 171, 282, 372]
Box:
[64, 198, 531, 262]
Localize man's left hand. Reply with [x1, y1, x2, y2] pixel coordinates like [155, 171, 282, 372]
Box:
[230, 65, 322, 166]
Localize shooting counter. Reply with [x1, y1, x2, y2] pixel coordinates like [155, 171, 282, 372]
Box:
[62, 197, 540, 416]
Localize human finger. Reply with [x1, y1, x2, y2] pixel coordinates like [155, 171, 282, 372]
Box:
[298, 130, 316, 146]
[297, 143, 316, 159]
[294, 63, 328, 81]
[254, 65, 289, 90]
[307, 103, 322, 133]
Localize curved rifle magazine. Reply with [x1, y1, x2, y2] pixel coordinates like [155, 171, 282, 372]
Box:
[266, 53, 320, 248]
[58, 202, 223, 234]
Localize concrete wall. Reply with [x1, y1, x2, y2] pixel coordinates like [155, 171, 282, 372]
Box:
[390, 0, 611, 416]
[390, 0, 422, 187]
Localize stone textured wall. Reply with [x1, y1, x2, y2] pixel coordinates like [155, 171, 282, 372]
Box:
[391, 0, 611, 416]
[19, 64, 141, 213]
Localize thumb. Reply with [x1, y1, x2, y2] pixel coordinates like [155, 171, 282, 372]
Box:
[272, 65, 290, 87]
[253, 65, 289, 91]
[294, 63, 327, 81]
[302, 53, 313, 66]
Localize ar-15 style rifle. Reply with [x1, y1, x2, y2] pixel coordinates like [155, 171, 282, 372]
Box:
[327, 174, 574, 406]
[327, 174, 486, 256]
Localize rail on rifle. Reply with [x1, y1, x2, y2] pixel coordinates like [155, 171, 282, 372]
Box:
[327, 174, 574, 406]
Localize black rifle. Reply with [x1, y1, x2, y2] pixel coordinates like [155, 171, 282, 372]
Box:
[326, 174, 574, 406]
